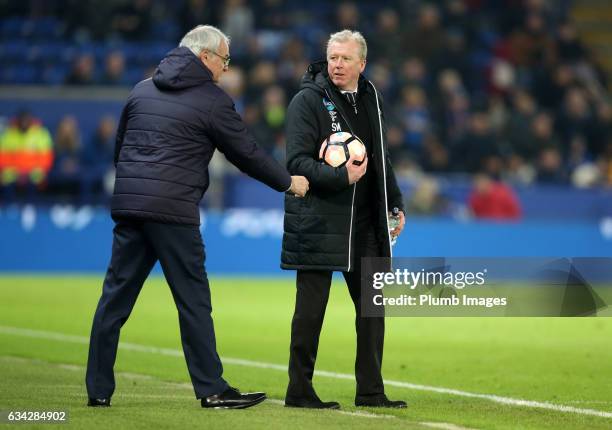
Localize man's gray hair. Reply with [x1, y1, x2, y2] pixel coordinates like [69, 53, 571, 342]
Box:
[327, 29, 367, 60]
[179, 25, 230, 56]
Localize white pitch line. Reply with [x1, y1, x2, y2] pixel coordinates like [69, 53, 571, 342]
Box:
[420, 422, 476, 430]
[2, 356, 395, 421]
[266, 399, 396, 419]
[1, 325, 611, 420]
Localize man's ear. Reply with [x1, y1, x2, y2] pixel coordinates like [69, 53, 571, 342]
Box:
[360, 59, 366, 73]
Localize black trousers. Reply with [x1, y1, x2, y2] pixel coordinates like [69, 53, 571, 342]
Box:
[286, 225, 385, 400]
[85, 219, 228, 399]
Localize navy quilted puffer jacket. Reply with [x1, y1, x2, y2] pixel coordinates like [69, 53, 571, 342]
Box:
[111, 47, 291, 225]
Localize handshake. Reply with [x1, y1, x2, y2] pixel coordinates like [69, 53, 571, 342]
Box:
[289, 176, 309, 197]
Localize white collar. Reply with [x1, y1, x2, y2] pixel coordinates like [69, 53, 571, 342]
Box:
[340, 88, 358, 94]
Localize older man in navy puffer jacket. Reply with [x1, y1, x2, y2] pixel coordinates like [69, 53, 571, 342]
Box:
[85, 25, 308, 410]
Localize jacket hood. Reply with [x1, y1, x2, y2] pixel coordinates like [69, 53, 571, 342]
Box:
[153, 47, 213, 90]
[299, 61, 329, 94]
[299, 60, 371, 95]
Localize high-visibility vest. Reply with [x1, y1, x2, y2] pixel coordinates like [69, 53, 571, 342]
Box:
[0, 124, 54, 175]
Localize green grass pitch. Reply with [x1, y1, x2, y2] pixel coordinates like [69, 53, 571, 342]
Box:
[0, 275, 611, 429]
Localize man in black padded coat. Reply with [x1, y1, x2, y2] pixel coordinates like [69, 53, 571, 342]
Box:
[86, 25, 309, 410]
[281, 30, 406, 409]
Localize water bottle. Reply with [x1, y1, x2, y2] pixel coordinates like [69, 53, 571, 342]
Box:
[388, 207, 400, 246]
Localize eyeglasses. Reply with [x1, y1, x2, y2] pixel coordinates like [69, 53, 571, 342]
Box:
[208, 50, 231, 67]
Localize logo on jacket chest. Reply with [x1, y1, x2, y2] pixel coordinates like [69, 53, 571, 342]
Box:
[323, 97, 342, 132]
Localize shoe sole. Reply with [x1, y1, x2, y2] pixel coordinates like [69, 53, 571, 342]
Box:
[87, 402, 111, 407]
[204, 395, 267, 410]
[285, 403, 341, 410]
[355, 404, 407, 408]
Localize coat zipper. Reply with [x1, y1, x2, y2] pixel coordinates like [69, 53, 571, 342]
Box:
[324, 88, 357, 272]
[368, 81, 392, 258]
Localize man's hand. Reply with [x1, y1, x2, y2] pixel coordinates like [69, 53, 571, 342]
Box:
[346, 153, 368, 185]
[390, 210, 406, 238]
[290, 175, 309, 197]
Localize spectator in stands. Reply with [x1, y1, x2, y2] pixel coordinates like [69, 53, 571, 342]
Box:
[63, 1, 113, 41]
[591, 102, 612, 157]
[218, 66, 246, 113]
[453, 109, 502, 175]
[179, 0, 218, 36]
[100, 51, 126, 85]
[257, 0, 290, 30]
[82, 115, 116, 197]
[336, 2, 361, 30]
[431, 69, 469, 141]
[396, 86, 431, 154]
[406, 176, 448, 216]
[443, 0, 474, 43]
[468, 173, 521, 220]
[66, 54, 96, 85]
[430, 30, 472, 86]
[220, 0, 254, 57]
[0, 110, 53, 193]
[526, 112, 561, 160]
[243, 104, 275, 154]
[567, 135, 596, 185]
[111, 0, 152, 41]
[421, 133, 451, 173]
[403, 3, 445, 63]
[599, 141, 612, 186]
[556, 87, 594, 155]
[536, 146, 568, 184]
[488, 59, 516, 97]
[367, 63, 393, 100]
[555, 21, 587, 64]
[277, 37, 308, 96]
[534, 63, 576, 109]
[506, 89, 538, 160]
[507, 12, 555, 68]
[246, 61, 277, 101]
[397, 57, 428, 90]
[261, 85, 286, 137]
[368, 8, 404, 67]
[49, 115, 82, 195]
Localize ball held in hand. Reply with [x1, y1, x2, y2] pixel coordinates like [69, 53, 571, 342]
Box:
[318, 132, 366, 167]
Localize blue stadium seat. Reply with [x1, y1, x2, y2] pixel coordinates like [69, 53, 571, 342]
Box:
[1, 64, 39, 84]
[31, 17, 62, 40]
[41, 64, 70, 85]
[124, 67, 147, 85]
[35, 42, 67, 63]
[0, 17, 25, 38]
[1, 39, 29, 62]
[60, 45, 79, 65]
[150, 20, 180, 42]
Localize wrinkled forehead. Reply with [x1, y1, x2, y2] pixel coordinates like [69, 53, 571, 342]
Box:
[327, 40, 361, 59]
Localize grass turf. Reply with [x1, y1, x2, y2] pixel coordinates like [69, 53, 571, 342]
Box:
[0, 275, 611, 429]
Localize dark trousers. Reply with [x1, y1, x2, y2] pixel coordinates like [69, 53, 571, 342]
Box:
[286, 225, 385, 400]
[86, 219, 228, 399]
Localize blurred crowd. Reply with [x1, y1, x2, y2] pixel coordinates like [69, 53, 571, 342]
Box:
[0, 110, 116, 202]
[1, 0, 612, 217]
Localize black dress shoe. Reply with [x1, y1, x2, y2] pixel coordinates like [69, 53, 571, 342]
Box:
[285, 397, 340, 409]
[355, 394, 407, 408]
[201, 387, 266, 409]
[87, 397, 111, 407]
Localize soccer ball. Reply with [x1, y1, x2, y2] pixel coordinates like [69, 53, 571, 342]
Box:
[318, 132, 366, 167]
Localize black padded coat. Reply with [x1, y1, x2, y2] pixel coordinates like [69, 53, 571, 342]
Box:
[281, 61, 403, 271]
[111, 47, 291, 225]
